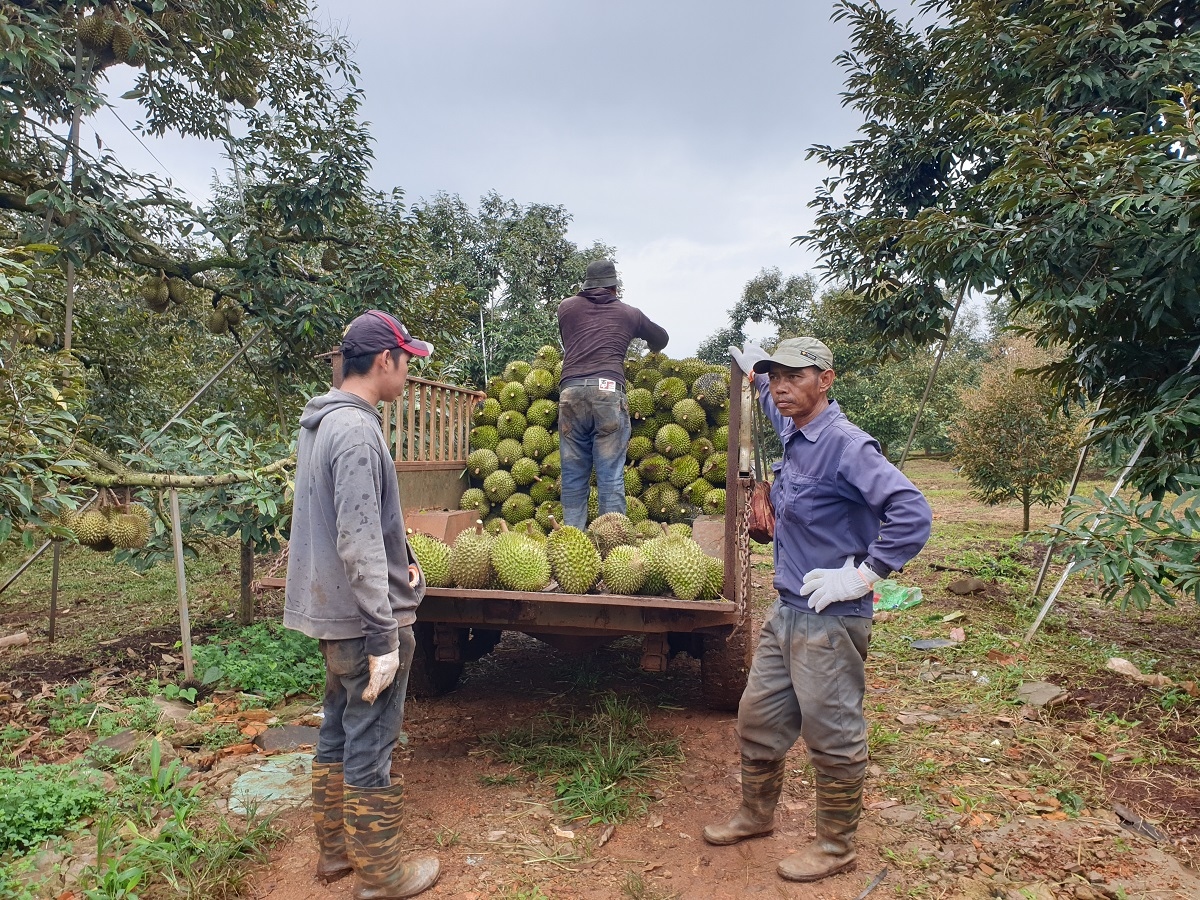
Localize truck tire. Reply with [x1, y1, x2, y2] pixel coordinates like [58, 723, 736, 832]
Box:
[407, 623, 465, 698]
[701, 626, 752, 711]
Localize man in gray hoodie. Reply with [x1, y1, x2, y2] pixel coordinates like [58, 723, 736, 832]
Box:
[285, 310, 439, 899]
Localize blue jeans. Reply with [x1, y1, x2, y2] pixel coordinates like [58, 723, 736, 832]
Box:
[315, 627, 415, 788]
[558, 383, 631, 530]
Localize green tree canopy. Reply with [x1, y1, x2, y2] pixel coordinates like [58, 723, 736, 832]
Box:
[950, 340, 1080, 532]
[800, 0, 1200, 495]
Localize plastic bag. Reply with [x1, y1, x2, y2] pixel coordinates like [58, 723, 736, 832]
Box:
[872, 579, 923, 611]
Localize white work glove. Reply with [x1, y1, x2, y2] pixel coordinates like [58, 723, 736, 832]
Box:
[362, 649, 400, 704]
[800, 556, 880, 613]
[729, 343, 769, 376]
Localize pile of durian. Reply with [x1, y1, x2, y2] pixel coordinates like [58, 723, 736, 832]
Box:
[462, 346, 730, 539]
[57, 494, 153, 552]
[410, 514, 726, 601]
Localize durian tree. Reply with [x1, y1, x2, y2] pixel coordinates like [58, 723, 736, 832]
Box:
[0, 0, 427, 543]
[414, 191, 616, 385]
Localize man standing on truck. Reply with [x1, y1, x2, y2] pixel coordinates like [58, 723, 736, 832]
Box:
[557, 258, 669, 529]
[285, 310, 440, 899]
[704, 338, 932, 884]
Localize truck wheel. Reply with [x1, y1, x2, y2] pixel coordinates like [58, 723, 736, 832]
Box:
[701, 626, 752, 711]
[407, 623, 465, 698]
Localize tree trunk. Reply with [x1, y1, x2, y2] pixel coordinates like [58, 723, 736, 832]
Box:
[1022, 486, 1031, 532]
[238, 541, 255, 625]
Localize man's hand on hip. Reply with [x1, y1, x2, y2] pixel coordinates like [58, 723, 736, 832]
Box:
[799, 556, 880, 612]
[729, 343, 768, 376]
[362, 649, 400, 704]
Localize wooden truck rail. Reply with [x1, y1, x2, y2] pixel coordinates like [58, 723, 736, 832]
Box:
[329, 353, 757, 709]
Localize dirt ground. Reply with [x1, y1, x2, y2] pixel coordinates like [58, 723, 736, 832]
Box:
[246, 622, 1200, 900]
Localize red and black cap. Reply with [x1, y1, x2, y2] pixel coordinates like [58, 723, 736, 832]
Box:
[340, 310, 433, 359]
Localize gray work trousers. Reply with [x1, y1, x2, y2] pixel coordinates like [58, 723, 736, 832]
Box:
[737, 600, 872, 780]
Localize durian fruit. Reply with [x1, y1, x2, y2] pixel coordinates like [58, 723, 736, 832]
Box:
[470, 425, 499, 450]
[494, 438, 524, 468]
[205, 306, 229, 335]
[491, 526, 552, 592]
[702, 452, 727, 486]
[473, 397, 501, 427]
[659, 535, 708, 601]
[109, 512, 150, 549]
[75, 510, 111, 548]
[485, 376, 508, 400]
[408, 531, 452, 587]
[128, 502, 153, 526]
[546, 520, 601, 594]
[77, 10, 115, 51]
[625, 496, 648, 524]
[667, 523, 693, 539]
[671, 399, 706, 433]
[587, 487, 599, 525]
[668, 455, 701, 489]
[587, 512, 633, 558]
[692, 372, 730, 412]
[634, 368, 661, 390]
[235, 84, 260, 108]
[638, 532, 671, 595]
[502, 360, 532, 383]
[459, 487, 490, 517]
[602, 545, 646, 595]
[528, 476, 559, 505]
[534, 345, 561, 368]
[633, 519, 665, 542]
[523, 368, 555, 400]
[642, 482, 681, 522]
[626, 435, 653, 463]
[140, 275, 170, 312]
[499, 382, 529, 413]
[521, 425, 554, 462]
[525, 399, 558, 429]
[516, 520, 546, 541]
[627, 388, 655, 420]
[697, 555, 726, 601]
[703, 488, 727, 516]
[623, 467, 643, 497]
[321, 247, 340, 270]
[482, 470, 517, 504]
[690, 437, 714, 461]
[637, 453, 669, 484]
[110, 23, 134, 62]
[484, 517, 506, 536]
[450, 523, 494, 590]
[166, 277, 190, 304]
[655, 424, 691, 460]
[539, 450, 561, 479]
[468, 448, 500, 480]
[510, 457, 540, 487]
[684, 478, 712, 506]
[534, 501, 563, 532]
[496, 410, 527, 440]
[711, 426, 729, 449]
[653, 376, 688, 411]
[59, 507, 82, 533]
[501, 492, 534, 524]
[223, 301, 244, 328]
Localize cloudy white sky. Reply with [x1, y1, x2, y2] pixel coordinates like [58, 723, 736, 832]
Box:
[93, 1, 920, 354]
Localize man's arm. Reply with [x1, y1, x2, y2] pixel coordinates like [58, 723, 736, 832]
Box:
[836, 439, 933, 578]
[636, 312, 669, 353]
[330, 430, 399, 657]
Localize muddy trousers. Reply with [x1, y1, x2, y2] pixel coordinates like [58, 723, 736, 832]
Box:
[732, 601, 870, 881]
[736, 601, 871, 778]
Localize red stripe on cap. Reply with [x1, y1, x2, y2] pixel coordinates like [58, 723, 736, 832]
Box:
[368, 310, 405, 348]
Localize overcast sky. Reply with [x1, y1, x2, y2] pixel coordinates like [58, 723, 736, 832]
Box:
[93, 1, 921, 355]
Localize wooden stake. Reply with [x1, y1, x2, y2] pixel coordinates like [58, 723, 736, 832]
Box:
[169, 488, 194, 681]
[49, 541, 61, 643]
[239, 541, 255, 625]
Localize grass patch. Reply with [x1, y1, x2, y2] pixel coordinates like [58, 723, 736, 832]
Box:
[482, 693, 682, 824]
[190, 621, 322, 707]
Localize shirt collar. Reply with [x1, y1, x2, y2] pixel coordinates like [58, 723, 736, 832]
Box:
[783, 400, 842, 444]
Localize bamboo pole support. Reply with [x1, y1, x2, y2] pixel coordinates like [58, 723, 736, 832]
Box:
[49, 541, 61, 643]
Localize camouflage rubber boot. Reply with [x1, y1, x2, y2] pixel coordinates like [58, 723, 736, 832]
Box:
[702, 756, 786, 845]
[312, 761, 353, 883]
[344, 779, 440, 900]
[777, 772, 863, 882]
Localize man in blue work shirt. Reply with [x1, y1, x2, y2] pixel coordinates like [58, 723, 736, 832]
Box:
[704, 337, 932, 884]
